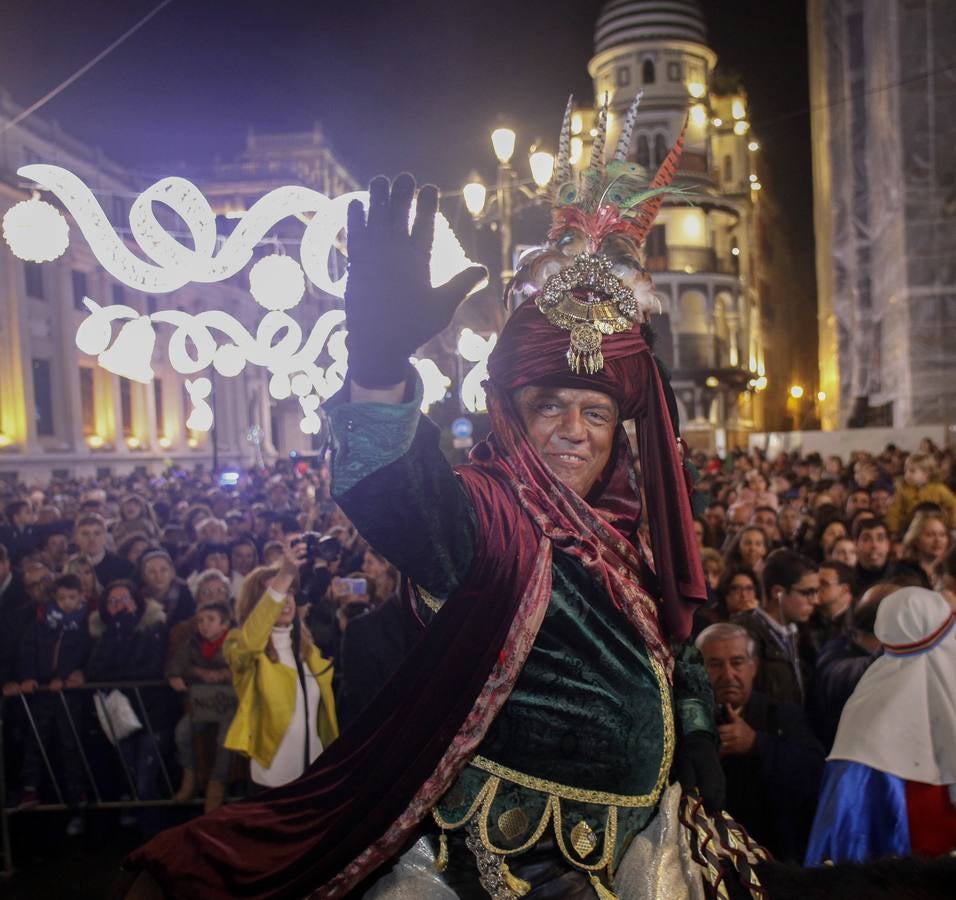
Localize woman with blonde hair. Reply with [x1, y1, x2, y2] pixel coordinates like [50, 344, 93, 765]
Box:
[224, 539, 338, 789]
[901, 510, 951, 589]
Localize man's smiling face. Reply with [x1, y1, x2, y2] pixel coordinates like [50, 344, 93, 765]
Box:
[514, 384, 619, 498]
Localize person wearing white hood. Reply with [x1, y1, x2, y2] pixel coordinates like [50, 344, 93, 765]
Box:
[805, 587, 956, 864]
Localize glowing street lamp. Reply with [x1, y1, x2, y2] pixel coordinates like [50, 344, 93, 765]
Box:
[529, 150, 555, 188]
[463, 126, 554, 317]
[789, 384, 805, 400]
[463, 180, 487, 217]
[491, 128, 516, 165]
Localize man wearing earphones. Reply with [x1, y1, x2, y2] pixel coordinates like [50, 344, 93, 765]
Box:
[733, 549, 820, 705]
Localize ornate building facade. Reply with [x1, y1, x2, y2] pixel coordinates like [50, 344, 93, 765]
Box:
[585, 0, 776, 449]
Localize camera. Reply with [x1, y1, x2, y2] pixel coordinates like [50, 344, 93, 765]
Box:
[293, 533, 342, 605]
[292, 532, 341, 562]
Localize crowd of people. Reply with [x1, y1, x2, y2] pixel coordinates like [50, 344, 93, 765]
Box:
[0, 436, 954, 863]
[0, 459, 399, 839]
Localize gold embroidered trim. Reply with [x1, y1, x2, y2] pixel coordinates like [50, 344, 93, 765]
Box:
[417, 585, 444, 613]
[477, 776, 556, 856]
[433, 776, 498, 830]
[471, 655, 674, 808]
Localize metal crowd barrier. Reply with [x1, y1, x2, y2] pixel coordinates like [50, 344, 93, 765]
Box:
[0, 679, 232, 879]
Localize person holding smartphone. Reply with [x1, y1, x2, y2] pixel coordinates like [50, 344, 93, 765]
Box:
[223, 536, 338, 789]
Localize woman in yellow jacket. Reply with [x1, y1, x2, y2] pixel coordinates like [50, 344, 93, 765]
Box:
[224, 538, 338, 788]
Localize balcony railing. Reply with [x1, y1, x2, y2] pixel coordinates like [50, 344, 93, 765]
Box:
[646, 246, 737, 275]
[676, 336, 745, 372]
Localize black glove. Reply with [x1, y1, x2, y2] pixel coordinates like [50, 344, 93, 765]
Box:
[344, 173, 487, 388]
[671, 729, 726, 813]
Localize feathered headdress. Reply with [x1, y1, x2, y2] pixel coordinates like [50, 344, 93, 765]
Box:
[528, 93, 687, 374]
[551, 92, 687, 248]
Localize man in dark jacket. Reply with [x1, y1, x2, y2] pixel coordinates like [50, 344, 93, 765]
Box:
[74, 513, 135, 587]
[17, 574, 92, 806]
[734, 549, 820, 705]
[0, 499, 40, 565]
[807, 581, 894, 751]
[1, 560, 53, 691]
[805, 558, 856, 659]
[697, 622, 825, 862]
[853, 519, 895, 593]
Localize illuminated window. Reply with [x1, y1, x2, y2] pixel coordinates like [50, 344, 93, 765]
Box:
[120, 377, 133, 438]
[645, 225, 667, 272]
[24, 262, 45, 299]
[72, 270, 88, 310]
[654, 134, 668, 166]
[80, 367, 95, 435]
[667, 61, 682, 81]
[154, 379, 165, 436]
[642, 59, 656, 84]
[32, 359, 54, 436]
[616, 67, 631, 87]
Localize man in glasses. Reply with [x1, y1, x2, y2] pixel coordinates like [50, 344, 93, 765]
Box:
[733, 549, 820, 705]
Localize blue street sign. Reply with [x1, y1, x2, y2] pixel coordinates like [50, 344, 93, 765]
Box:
[451, 417, 474, 439]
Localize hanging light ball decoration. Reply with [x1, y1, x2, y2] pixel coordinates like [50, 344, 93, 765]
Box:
[2, 196, 70, 262]
[248, 254, 306, 311]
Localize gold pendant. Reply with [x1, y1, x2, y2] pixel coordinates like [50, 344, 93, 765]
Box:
[567, 323, 604, 374]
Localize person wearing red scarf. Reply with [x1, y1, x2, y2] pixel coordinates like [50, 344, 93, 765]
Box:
[125, 98, 767, 899]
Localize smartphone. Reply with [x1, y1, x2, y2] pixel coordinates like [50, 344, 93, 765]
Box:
[340, 577, 367, 596]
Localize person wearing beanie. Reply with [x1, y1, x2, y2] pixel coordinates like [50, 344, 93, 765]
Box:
[139, 548, 195, 629]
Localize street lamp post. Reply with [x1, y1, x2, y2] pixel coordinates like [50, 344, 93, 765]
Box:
[464, 128, 554, 314]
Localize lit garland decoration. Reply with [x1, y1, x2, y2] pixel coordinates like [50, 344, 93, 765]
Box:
[9, 165, 474, 434]
[457, 327, 497, 413]
[410, 357, 452, 414]
[2, 195, 70, 262]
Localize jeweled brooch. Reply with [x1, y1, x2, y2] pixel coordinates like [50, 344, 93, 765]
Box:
[536, 252, 639, 374]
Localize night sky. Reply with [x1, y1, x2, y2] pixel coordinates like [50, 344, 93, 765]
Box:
[0, 0, 813, 264]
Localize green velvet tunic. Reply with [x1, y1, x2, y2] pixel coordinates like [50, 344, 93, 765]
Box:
[328, 379, 714, 874]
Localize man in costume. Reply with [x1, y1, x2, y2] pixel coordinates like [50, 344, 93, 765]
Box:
[125, 96, 768, 899]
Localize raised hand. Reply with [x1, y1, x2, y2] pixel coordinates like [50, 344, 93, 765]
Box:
[345, 173, 487, 388]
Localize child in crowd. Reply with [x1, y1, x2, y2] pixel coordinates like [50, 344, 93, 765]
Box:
[17, 574, 91, 816]
[167, 601, 237, 812]
[111, 494, 160, 546]
[886, 452, 956, 535]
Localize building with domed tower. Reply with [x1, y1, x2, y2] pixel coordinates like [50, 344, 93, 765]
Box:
[580, 0, 784, 450]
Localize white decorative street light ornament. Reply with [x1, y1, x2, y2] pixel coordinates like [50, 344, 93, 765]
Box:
[248, 254, 305, 311]
[8, 166, 479, 434]
[411, 357, 452, 414]
[457, 328, 497, 413]
[2, 196, 70, 262]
